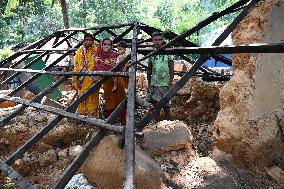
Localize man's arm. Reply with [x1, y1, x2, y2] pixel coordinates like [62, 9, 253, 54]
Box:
[169, 59, 174, 87]
[147, 58, 152, 86]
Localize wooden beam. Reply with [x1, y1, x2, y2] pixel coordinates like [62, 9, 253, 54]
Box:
[113, 26, 134, 43]
[0, 96, 124, 133]
[137, 43, 284, 54]
[0, 160, 35, 189]
[123, 22, 138, 189]
[0, 31, 79, 89]
[0, 68, 129, 77]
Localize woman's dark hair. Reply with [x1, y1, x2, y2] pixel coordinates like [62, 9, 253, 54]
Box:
[117, 41, 127, 48]
[83, 33, 94, 40]
[102, 38, 113, 46]
[151, 31, 164, 38]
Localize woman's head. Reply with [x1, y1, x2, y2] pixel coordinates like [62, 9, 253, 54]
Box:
[83, 33, 94, 48]
[101, 38, 113, 53]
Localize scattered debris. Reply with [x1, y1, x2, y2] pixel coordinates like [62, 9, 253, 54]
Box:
[64, 174, 97, 189]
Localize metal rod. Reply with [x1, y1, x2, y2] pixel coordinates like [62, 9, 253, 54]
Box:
[0, 96, 124, 133]
[0, 68, 129, 77]
[0, 160, 35, 189]
[52, 99, 127, 189]
[136, 0, 258, 131]
[123, 22, 138, 189]
[4, 54, 131, 166]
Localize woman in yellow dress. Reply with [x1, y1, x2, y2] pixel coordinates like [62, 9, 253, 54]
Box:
[72, 33, 99, 117]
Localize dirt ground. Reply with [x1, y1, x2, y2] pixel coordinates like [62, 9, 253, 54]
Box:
[0, 86, 283, 189]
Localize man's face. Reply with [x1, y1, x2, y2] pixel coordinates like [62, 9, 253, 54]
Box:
[102, 40, 112, 52]
[84, 36, 93, 48]
[152, 36, 164, 48]
[117, 47, 126, 55]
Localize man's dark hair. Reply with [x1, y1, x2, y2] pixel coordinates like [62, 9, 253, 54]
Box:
[151, 31, 164, 38]
[117, 41, 127, 48]
[84, 33, 94, 41]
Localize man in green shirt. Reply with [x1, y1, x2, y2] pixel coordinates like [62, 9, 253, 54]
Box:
[147, 32, 174, 122]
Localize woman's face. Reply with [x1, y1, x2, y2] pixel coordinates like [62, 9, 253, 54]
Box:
[102, 40, 112, 52]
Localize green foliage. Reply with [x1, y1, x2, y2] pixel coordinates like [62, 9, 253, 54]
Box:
[0, 0, 240, 49]
[0, 47, 13, 61]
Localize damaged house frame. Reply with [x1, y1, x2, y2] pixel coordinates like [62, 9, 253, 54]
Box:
[0, 0, 283, 188]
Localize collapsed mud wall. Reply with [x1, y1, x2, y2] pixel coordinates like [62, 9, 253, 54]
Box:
[213, 0, 284, 177]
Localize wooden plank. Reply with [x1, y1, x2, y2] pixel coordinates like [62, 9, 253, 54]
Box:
[123, 22, 138, 189]
[139, 25, 232, 65]
[105, 29, 118, 37]
[0, 33, 57, 67]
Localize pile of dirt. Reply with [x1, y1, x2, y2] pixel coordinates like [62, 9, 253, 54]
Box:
[171, 77, 221, 122]
[135, 75, 222, 123]
[0, 107, 97, 188]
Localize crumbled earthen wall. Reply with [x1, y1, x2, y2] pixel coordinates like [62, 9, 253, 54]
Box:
[213, 0, 284, 175]
[172, 77, 221, 122]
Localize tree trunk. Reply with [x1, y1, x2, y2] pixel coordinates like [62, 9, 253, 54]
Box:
[60, 0, 70, 29]
[83, 0, 87, 28]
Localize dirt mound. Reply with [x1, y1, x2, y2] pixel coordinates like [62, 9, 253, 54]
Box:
[172, 77, 221, 122]
[0, 108, 97, 188]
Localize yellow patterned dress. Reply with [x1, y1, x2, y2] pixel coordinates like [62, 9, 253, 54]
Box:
[72, 44, 99, 117]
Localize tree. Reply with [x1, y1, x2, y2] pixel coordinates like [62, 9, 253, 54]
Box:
[52, 0, 70, 28]
[0, 0, 240, 49]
